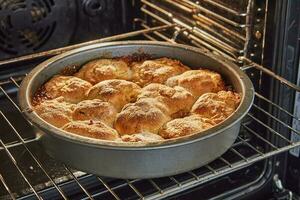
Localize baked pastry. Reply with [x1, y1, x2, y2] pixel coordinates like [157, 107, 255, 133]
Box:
[131, 58, 188, 86]
[87, 79, 141, 111]
[72, 99, 117, 127]
[115, 98, 171, 135]
[44, 75, 92, 103]
[137, 83, 195, 117]
[62, 120, 119, 141]
[159, 115, 213, 139]
[121, 132, 163, 142]
[33, 56, 242, 143]
[191, 91, 241, 124]
[75, 59, 131, 84]
[34, 97, 74, 127]
[166, 69, 225, 97]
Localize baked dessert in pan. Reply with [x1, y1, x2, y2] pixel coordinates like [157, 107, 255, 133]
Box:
[32, 57, 241, 143]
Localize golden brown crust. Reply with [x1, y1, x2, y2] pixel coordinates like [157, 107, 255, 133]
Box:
[166, 69, 225, 97]
[62, 120, 119, 141]
[87, 79, 141, 111]
[72, 99, 117, 127]
[115, 98, 171, 135]
[75, 59, 131, 84]
[131, 57, 189, 86]
[44, 75, 92, 103]
[34, 97, 75, 127]
[191, 91, 241, 124]
[121, 132, 163, 142]
[33, 57, 242, 144]
[138, 83, 195, 118]
[159, 115, 213, 139]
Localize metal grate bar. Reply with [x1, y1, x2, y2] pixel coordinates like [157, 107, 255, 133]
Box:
[0, 173, 16, 200]
[169, 177, 181, 186]
[219, 156, 233, 168]
[205, 165, 217, 174]
[252, 104, 300, 135]
[139, 10, 240, 61]
[97, 177, 121, 200]
[255, 92, 300, 121]
[240, 56, 300, 92]
[81, 179, 142, 199]
[1, 80, 91, 199]
[142, 2, 243, 55]
[0, 76, 24, 86]
[230, 148, 248, 162]
[193, 14, 246, 41]
[0, 24, 176, 66]
[10, 77, 21, 87]
[126, 180, 144, 199]
[242, 124, 278, 150]
[142, 0, 174, 17]
[64, 166, 94, 200]
[247, 113, 292, 144]
[237, 136, 264, 156]
[148, 179, 164, 194]
[0, 111, 68, 199]
[0, 139, 42, 200]
[0, 138, 38, 150]
[0, 86, 21, 112]
[187, 171, 200, 180]
[138, 19, 236, 60]
[191, 17, 244, 49]
[188, 34, 237, 61]
[201, 0, 248, 16]
[139, 22, 174, 42]
[141, 6, 172, 26]
[142, 33, 158, 41]
[178, 0, 249, 28]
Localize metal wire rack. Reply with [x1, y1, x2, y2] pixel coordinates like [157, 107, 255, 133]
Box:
[0, 23, 299, 200]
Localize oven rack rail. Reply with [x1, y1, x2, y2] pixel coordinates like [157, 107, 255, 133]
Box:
[140, 0, 261, 63]
[0, 25, 299, 200]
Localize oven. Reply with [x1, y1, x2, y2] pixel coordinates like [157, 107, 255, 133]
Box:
[0, 0, 300, 199]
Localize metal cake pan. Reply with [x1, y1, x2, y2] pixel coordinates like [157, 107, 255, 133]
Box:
[18, 41, 254, 179]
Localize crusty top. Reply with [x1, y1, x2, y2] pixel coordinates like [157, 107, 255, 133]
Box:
[87, 79, 141, 111]
[33, 56, 241, 143]
[115, 98, 171, 135]
[75, 58, 131, 84]
[191, 91, 241, 124]
[166, 69, 225, 97]
[62, 120, 119, 141]
[131, 58, 189, 86]
[34, 97, 75, 127]
[72, 99, 117, 127]
[159, 115, 213, 139]
[137, 83, 195, 118]
[44, 75, 92, 103]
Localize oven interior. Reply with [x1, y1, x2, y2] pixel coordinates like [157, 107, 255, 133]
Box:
[0, 0, 300, 199]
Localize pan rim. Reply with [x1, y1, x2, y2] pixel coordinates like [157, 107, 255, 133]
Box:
[18, 41, 254, 150]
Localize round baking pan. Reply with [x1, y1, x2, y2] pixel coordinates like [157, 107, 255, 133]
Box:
[18, 41, 254, 179]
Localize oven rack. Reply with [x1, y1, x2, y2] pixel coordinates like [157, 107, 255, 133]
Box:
[140, 0, 258, 63]
[0, 24, 299, 200]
